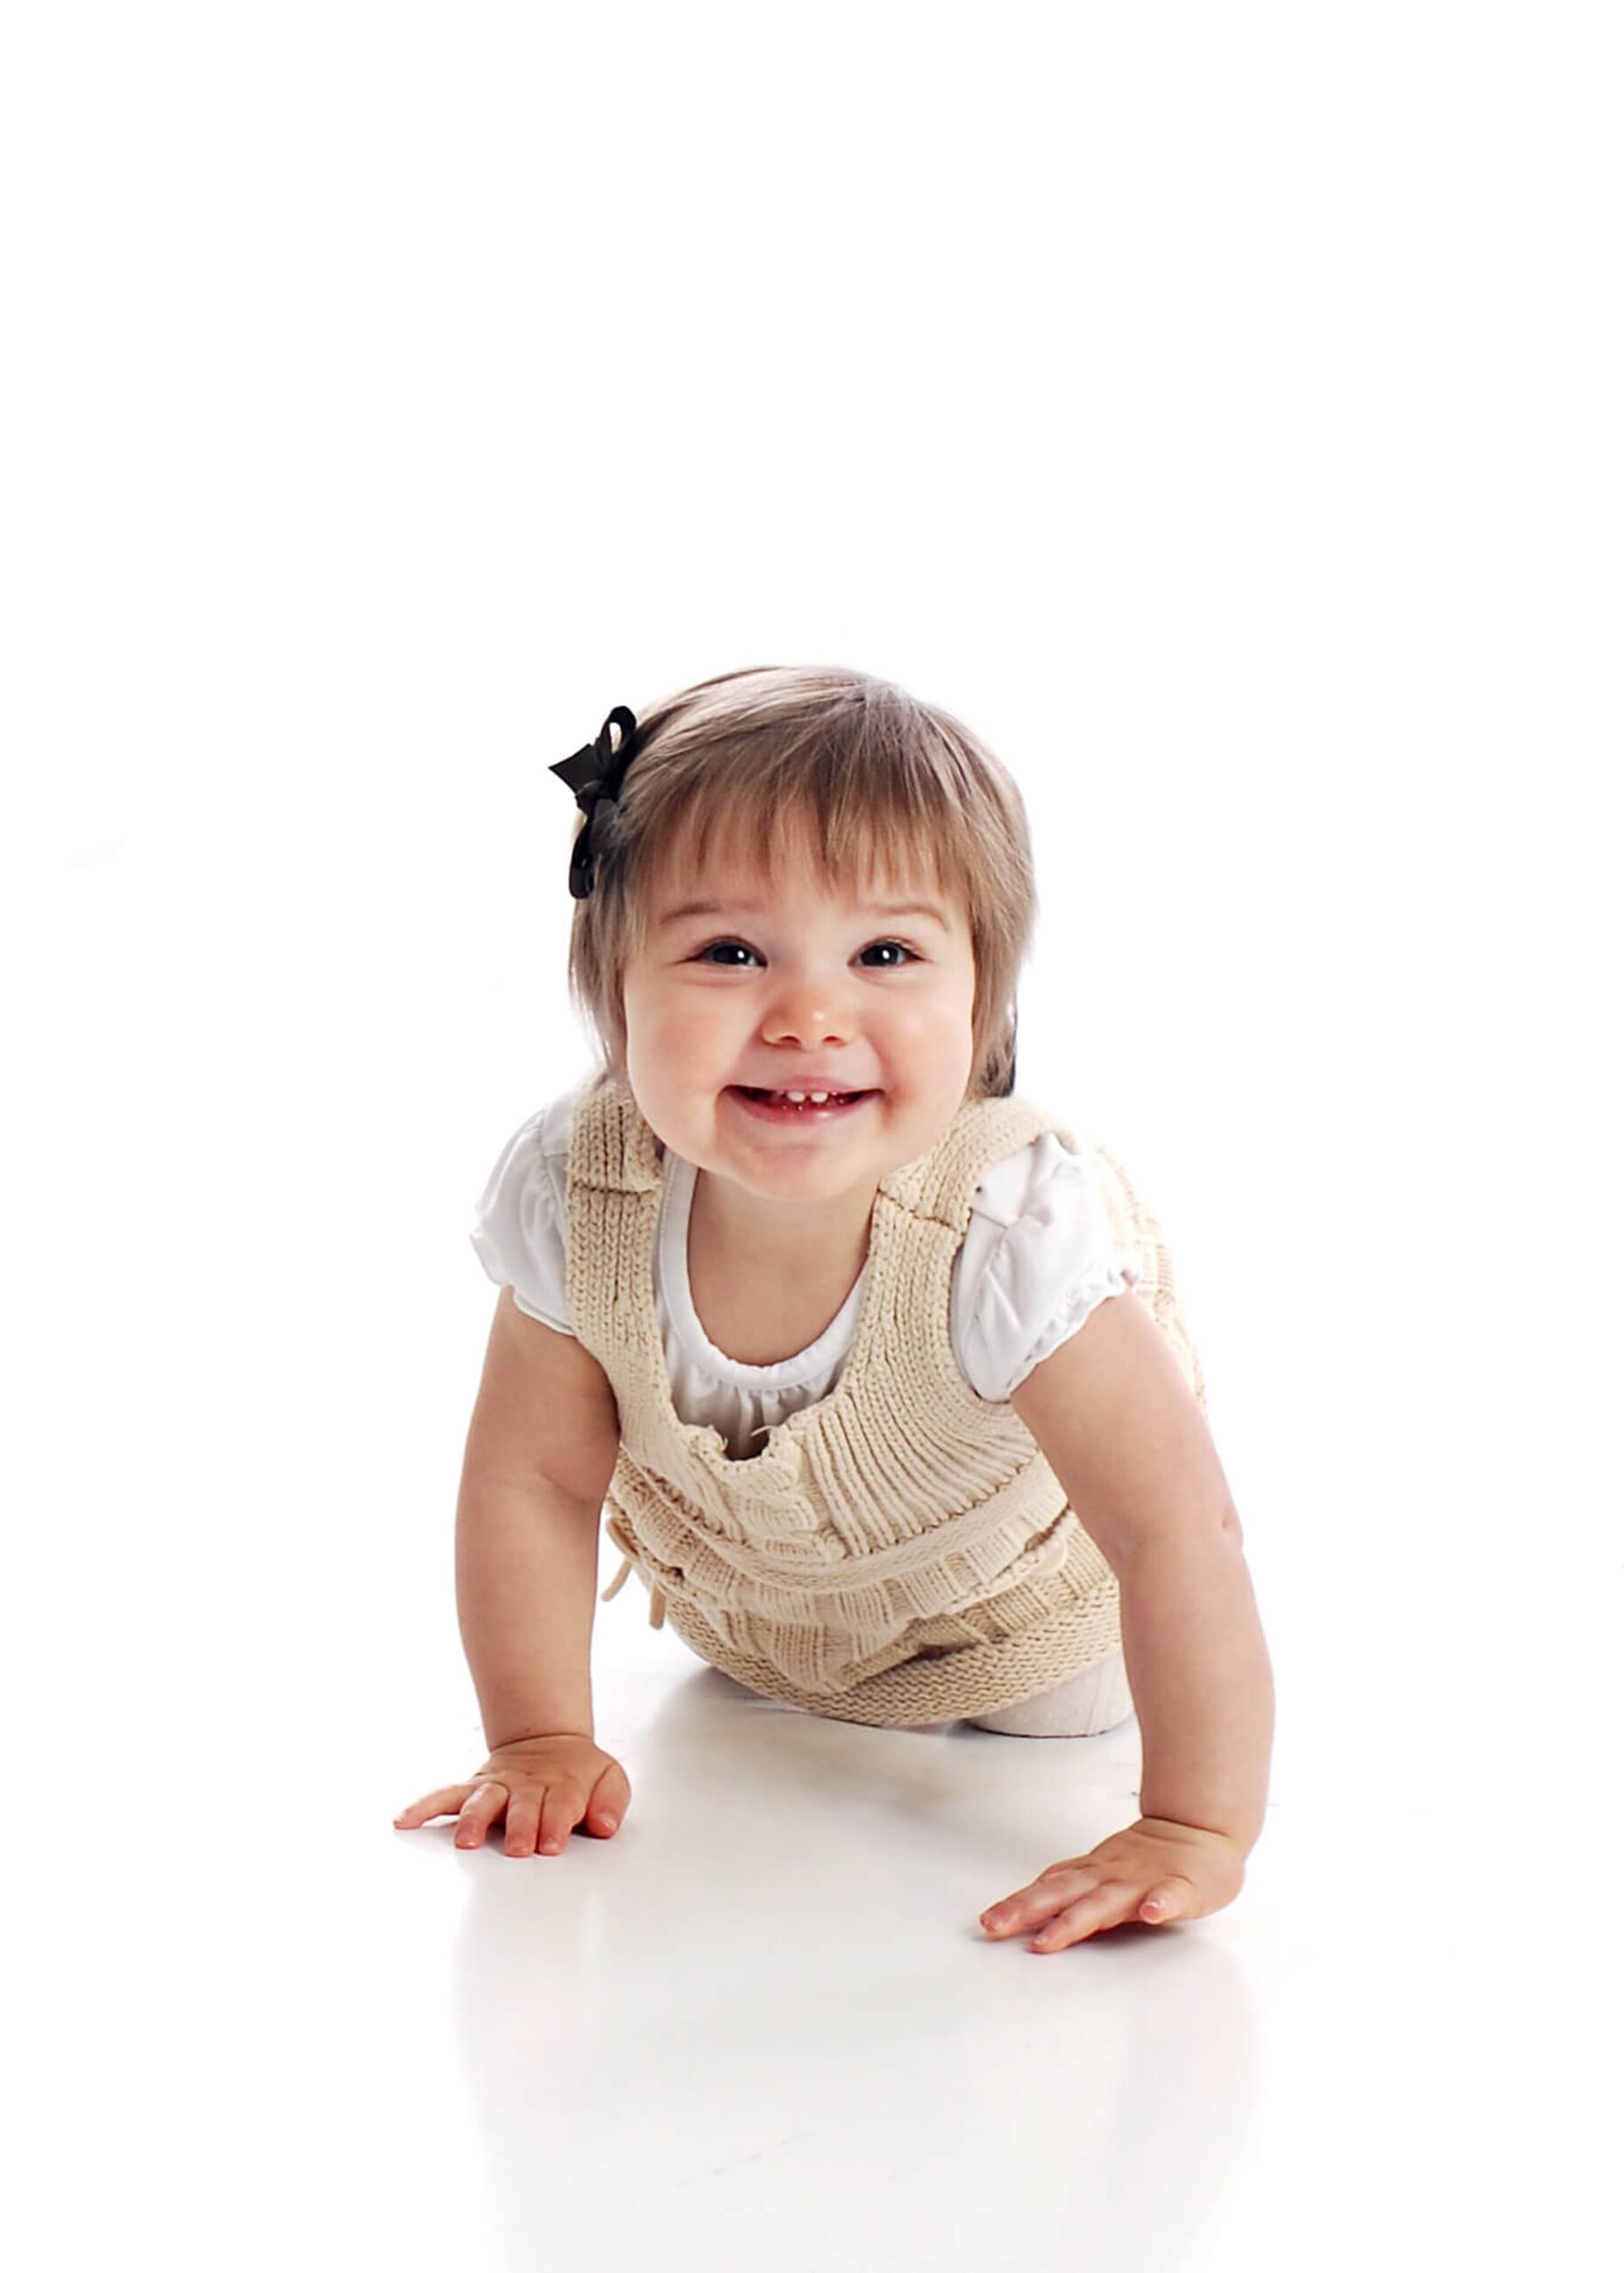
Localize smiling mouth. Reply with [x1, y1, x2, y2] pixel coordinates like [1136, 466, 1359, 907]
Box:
[728, 1086, 876, 1113]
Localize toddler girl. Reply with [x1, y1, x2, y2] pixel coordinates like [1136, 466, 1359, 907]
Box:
[396, 666, 1273, 1950]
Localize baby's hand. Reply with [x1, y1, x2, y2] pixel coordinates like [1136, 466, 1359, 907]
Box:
[978, 1817, 1246, 1951]
[394, 1733, 630, 1857]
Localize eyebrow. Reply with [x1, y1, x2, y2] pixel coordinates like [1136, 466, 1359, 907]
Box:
[657, 899, 952, 931]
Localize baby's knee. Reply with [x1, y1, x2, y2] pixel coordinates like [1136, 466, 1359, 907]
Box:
[963, 1651, 1134, 1738]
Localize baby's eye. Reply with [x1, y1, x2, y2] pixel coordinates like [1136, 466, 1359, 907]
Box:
[694, 940, 761, 967]
[693, 939, 919, 969]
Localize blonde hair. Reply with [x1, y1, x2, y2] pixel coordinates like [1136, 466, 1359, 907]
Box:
[564, 665, 1037, 1104]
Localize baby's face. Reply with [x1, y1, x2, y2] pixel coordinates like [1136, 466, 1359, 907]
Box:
[621, 841, 978, 1208]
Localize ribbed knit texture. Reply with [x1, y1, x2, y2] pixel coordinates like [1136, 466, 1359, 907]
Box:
[570, 1076, 1206, 1728]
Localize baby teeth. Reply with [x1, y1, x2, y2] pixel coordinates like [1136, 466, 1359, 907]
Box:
[743, 1087, 860, 1107]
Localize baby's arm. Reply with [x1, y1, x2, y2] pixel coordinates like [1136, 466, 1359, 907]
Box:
[396, 1289, 627, 1855]
[979, 1289, 1273, 1949]
[452, 1288, 622, 1745]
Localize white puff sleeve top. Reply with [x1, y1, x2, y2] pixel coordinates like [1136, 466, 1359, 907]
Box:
[470, 1089, 1141, 1461]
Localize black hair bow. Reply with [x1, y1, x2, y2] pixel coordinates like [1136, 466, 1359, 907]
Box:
[548, 705, 640, 899]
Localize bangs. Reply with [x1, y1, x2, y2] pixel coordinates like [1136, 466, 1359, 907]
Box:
[622, 744, 972, 952]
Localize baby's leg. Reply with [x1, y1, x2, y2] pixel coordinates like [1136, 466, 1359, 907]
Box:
[963, 1649, 1134, 1738]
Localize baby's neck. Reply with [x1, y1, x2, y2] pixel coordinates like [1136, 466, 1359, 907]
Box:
[688, 1168, 880, 1283]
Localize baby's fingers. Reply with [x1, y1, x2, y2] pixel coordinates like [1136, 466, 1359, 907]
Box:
[393, 1784, 476, 1830]
[536, 1788, 582, 1855]
[452, 1781, 510, 1849]
[502, 1792, 544, 1857]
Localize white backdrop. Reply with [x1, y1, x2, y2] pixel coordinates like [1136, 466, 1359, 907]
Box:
[6, 6, 1620, 2267]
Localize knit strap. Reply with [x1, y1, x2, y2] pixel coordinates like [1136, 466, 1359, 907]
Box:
[566, 1073, 662, 1194]
[881, 1094, 1080, 1230]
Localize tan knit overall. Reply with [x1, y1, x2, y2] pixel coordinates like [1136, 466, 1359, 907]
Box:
[569, 1076, 1205, 1729]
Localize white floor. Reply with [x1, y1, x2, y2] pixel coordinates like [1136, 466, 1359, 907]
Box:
[14, 1395, 1615, 2272]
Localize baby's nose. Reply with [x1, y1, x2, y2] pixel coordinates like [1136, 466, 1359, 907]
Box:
[762, 985, 857, 1048]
